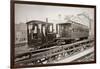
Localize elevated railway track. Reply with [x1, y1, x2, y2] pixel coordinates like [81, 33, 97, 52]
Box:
[15, 39, 94, 66]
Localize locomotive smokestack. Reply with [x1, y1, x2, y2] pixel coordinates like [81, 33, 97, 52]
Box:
[46, 18, 48, 23]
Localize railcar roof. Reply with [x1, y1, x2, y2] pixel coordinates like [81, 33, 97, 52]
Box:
[71, 20, 89, 28]
[57, 23, 71, 25]
[26, 20, 52, 25]
[57, 20, 89, 28]
[57, 20, 73, 25]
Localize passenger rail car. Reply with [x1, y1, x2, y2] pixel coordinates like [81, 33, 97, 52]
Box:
[56, 20, 89, 45]
[26, 20, 56, 49]
[26, 20, 89, 49]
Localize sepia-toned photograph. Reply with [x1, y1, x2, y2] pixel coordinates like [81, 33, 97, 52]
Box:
[11, 0, 96, 68]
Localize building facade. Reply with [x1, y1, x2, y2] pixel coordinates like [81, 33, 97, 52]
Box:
[15, 23, 27, 45]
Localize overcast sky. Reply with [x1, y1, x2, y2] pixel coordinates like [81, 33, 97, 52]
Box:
[15, 3, 94, 27]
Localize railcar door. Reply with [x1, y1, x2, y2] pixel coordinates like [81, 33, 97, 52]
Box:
[45, 24, 55, 41]
[59, 24, 71, 38]
[27, 23, 42, 48]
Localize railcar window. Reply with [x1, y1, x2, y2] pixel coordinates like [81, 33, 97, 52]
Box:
[43, 26, 46, 36]
[69, 27, 72, 31]
[34, 26, 37, 33]
[57, 25, 59, 33]
[28, 24, 33, 34]
[49, 25, 52, 32]
[72, 28, 77, 32]
[38, 24, 41, 33]
[72, 28, 74, 32]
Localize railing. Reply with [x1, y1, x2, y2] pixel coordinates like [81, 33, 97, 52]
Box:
[15, 39, 94, 66]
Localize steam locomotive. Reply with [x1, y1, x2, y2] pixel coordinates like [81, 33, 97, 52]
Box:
[26, 20, 89, 50]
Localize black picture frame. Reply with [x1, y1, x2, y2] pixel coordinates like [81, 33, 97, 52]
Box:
[11, 0, 96, 68]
